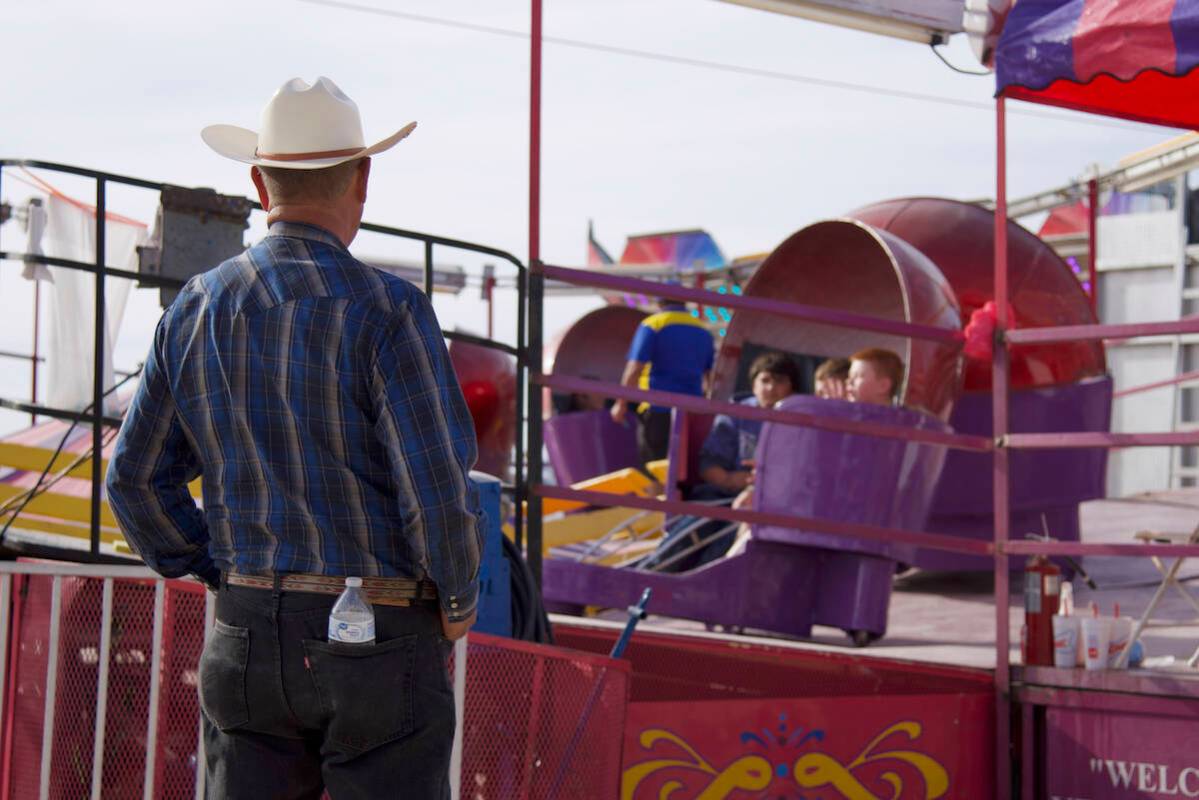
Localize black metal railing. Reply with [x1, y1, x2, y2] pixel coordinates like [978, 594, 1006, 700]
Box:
[0, 160, 540, 573]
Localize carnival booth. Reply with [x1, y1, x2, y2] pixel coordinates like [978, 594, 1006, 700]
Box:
[988, 4, 1199, 797]
[849, 198, 1112, 570]
[543, 220, 964, 644]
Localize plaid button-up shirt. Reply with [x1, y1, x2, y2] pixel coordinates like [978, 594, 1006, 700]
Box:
[107, 222, 483, 620]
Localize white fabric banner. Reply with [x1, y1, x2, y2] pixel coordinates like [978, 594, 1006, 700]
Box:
[36, 195, 146, 413]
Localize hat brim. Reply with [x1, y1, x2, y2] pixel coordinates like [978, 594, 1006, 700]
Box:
[200, 121, 417, 169]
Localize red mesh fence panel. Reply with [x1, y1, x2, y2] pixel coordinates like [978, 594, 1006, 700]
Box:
[154, 585, 207, 799]
[5, 575, 52, 800]
[49, 577, 103, 799]
[0, 575, 207, 800]
[458, 633, 630, 800]
[96, 579, 157, 798]
[3, 575, 629, 800]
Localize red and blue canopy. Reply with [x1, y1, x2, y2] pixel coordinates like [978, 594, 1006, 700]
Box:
[995, 0, 1199, 129]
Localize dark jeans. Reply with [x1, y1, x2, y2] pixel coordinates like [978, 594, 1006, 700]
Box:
[637, 408, 672, 464]
[199, 582, 454, 799]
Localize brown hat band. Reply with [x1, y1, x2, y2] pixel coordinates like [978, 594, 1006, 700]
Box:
[253, 146, 363, 162]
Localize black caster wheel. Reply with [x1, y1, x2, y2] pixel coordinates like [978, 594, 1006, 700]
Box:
[849, 629, 880, 648]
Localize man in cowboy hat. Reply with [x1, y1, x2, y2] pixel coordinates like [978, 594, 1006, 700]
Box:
[107, 77, 482, 799]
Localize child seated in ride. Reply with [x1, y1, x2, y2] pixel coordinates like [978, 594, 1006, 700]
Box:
[847, 347, 904, 406]
[638, 352, 800, 571]
[814, 356, 850, 399]
[727, 347, 905, 520]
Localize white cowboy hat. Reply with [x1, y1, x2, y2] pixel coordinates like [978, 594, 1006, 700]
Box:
[201, 76, 416, 170]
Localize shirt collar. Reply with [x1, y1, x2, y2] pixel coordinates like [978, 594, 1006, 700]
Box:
[266, 220, 347, 250]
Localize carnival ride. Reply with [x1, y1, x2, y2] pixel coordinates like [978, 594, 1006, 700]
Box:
[538, 199, 1111, 646]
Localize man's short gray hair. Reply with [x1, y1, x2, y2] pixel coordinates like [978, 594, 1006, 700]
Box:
[257, 159, 361, 204]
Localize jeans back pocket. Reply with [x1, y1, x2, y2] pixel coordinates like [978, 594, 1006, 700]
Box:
[302, 635, 418, 756]
[199, 620, 250, 731]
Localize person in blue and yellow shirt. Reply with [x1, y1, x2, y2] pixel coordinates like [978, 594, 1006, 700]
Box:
[610, 297, 715, 464]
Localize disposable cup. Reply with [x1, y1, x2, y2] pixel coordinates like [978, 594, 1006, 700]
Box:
[1082, 617, 1110, 671]
[1107, 617, 1134, 669]
[1052, 615, 1079, 668]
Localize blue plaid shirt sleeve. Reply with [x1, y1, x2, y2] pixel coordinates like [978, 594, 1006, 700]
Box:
[369, 291, 484, 622]
[106, 316, 220, 588]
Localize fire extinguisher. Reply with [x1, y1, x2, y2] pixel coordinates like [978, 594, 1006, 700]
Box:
[1023, 554, 1061, 666]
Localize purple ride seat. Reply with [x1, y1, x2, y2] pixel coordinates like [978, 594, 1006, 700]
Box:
[542, 398, 953, 643]
[753, 395, 952, 565]
[921, 375, 1112, 571]
[664, 410, 715, 500]
[543, 410, 640, 486]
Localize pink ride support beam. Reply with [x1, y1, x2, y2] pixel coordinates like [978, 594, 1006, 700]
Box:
[537, 373, 994, 452]
[1005, 317, 1199, 345]
[1005, 431, 1199, 448]
[1112, 368, 1199, 399]
[536, 262, 964, 345]
[1005, 540, 1199, 559]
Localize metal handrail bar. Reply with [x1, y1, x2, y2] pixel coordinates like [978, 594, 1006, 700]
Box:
[0, 349, 45, 364]
[2, 159, 163, 191]
[0, 159, 526, 273]
[1004, 540, 1199, 559]
[444, 329, 519, 357]
[0, 250, 186, 289]
[359, 220, 525, 272]
[1005, 317, 1199, 345]
[535, 485, 995, 557]
[538, 374, 994, 452]
[0, 397, 123, 428]
[1004, 431, 1199, 449]
[0, 561, 164, 578]
[1113, 368, 1199, 399]
[536, 261, 965, 345]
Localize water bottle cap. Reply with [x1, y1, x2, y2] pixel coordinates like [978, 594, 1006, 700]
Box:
[345, 577, 362, 588]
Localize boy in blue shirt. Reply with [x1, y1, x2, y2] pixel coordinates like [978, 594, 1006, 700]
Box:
[610, 298, 715, 463]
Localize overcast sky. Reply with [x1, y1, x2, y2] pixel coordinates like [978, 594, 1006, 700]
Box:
[0, 0, 1176, 435]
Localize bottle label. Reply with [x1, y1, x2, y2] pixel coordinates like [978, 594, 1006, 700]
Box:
[328, 618, 376, 644]
[1024, 572, 1041, 614]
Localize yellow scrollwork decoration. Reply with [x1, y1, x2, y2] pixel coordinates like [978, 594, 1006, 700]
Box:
[793, 721, 947, 800]
[621, 730, 772, 800]
[624, 721, 949, 800]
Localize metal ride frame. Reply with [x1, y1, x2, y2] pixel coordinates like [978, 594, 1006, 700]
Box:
[0, 159, 542, 567]
[521, 3, 1199, 795]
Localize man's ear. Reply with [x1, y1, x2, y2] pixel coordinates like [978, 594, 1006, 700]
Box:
[354, 158, 371, 203]
[250, 166, 271, 211]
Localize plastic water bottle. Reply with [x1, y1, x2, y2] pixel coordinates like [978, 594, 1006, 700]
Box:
[328, 577, 375, 644]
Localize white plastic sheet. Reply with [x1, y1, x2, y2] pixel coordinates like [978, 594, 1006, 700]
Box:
[26, 195, 146, 413]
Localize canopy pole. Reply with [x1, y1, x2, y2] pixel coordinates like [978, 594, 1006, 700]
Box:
[1088, 177, 1099, 317]
[527, 0, 544, 588]
[993, 95, 1013, 798]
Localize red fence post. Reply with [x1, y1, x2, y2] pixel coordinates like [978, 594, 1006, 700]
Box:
[993, 95, 1013, 799]
[1088, 177, 1099, 318]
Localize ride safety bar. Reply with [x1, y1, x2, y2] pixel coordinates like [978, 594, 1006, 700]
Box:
[537, 374, 994, 452]
[534, 262, 965, 345]
[1005, 317, 1199, 345]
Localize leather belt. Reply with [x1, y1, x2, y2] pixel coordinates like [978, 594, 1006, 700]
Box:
[225, 571, 438, 608]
